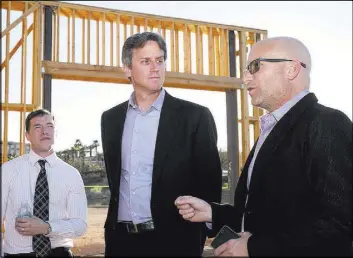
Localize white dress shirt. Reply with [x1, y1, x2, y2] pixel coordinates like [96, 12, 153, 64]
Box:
[1, 150, 88, 254]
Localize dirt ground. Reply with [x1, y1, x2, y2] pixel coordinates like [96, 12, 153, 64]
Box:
[71, 207, 214, 257]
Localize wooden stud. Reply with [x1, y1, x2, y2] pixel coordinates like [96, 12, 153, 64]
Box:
[130, 16, 134, 36]
[72, 9, 75, 63]
[196, 25, 203, 75]
[82, 18, 85, 64]
[3, 1, 11, 162]
[239, 31, 250, 166]
[20, 2, 28, 155]
[183, 24, 190, 73]
[116, 14, 120, 67]
[102, 12, 105, 65]
[220, 29, 225, 76]
[170, 23, 175, 71]
[208, 27, 215, 75]
[175, 29, 179, 72]
[56, 6, 60, 62]
[87, 11, 90, 64]
[96, 19, 99, 65]
[215, 32, 220, 76]
[67, 16, 71, 62]
[110, 20, 113, 66]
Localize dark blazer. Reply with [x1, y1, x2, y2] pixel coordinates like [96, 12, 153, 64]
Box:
[101, 90, 223, 255]
[210, 93, 352, 256]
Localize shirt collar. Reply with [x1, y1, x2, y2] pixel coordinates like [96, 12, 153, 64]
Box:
[128, 88, 166, 112]
[29, 149, 58, 167]
[260, 89, 310, 132]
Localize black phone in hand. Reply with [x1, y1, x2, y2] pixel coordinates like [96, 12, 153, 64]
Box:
[210, 225, 240, 249]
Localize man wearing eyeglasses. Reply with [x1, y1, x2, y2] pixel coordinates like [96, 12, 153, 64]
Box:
[175, 36, 352, 256]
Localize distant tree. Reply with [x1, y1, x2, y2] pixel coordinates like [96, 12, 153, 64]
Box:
[218, 148, 228, 170]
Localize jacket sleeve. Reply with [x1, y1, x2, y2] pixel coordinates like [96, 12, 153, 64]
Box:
[248, 110, 352, 256]
[191, 107, 223, 204]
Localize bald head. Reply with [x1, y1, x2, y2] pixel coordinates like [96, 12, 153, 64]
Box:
[252, 36, 312, 73]
[243, 36, 312, 112]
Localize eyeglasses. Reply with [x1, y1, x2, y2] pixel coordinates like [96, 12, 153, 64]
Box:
[245, 58, 307, 75]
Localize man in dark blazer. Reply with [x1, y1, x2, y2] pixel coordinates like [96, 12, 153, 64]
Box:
[175, 36, 352, 256]
[101, 32, 222, 256]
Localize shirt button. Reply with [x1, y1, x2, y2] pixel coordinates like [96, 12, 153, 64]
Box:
[132, 191, 135, 195]
[133, 172, 136, 175]
[132, 150, 137, 154]
[135, 129, 139, 132]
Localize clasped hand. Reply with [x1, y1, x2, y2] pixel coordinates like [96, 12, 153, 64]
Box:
[15, 216, 49, 236]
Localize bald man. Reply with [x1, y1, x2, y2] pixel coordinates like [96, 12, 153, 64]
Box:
[175, 37, 352, 256]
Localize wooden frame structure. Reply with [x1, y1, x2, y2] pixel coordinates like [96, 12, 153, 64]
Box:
[1, 1, 267, 200]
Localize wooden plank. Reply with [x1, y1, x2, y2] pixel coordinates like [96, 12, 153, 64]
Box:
[196, 26, 203, 74]
[16, 1, 268, 34]
[175, 30, 179, 72]
[130, 16, 134, 36]
[215, 33, 220, 76]
[158, 20, 161, 34]
[144, 17, 147, 32]
[56, 6, 60, 62]
[86, 13, 91, 65]
[0, 23, 33, 71]
[20, 2, 28, 155]
[102, 12, 105, 65]
[116, 14, 120, 67]
[0, 103, 37, 112]
[96, 20, 99, 65]
[123, 23, 127, 40]
[183, 24, 191, 73]
[67, 16, 70, 62]
[1, 2, 39, 38]
[253, 106, 260, 140]
[162, 27, 166, 40]
[208, 27, 215, 75]
[82, 18, 85, 64]
[220, 29, 225, 76]
[42, 61, 243, 91]
[110, 20, 113, 66]
[53, 10, 56, 61]
[72, 9, 75, 63]
[3, 1, 11, 162]
[170, 23, 175, 71]
[239, 31, 250, 166]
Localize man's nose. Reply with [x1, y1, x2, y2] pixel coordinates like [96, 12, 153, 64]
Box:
[150, 61, 160, 71]
[242, 70, 253, 86]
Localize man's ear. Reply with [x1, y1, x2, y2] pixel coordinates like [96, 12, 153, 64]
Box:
[122, 65, 132, 78]
[286, 61, 301, 80]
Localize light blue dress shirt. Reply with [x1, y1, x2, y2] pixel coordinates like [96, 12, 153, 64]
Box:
[117, 88, 166, 224]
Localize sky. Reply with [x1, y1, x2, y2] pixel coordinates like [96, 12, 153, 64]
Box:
[1, 1, 352, 153]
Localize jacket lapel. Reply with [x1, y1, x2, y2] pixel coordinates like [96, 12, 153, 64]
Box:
[152, 91, 181, 186]
[248, 93, 318, 192]
[109, 101, 129, 190]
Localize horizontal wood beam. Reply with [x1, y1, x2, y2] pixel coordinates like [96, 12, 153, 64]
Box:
[0, 104, 37, 112]
[1, 1, 267, 35]
[42, 61, 242, 92]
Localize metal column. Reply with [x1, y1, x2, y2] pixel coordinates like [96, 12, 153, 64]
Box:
[225, 30, 239, 205]
[43, 6, 53, 111]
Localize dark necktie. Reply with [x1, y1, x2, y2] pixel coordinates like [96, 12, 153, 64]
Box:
[32, 159, 51, 257]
